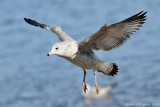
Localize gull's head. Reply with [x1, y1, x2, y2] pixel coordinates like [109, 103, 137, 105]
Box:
[47, 42, 78, 58]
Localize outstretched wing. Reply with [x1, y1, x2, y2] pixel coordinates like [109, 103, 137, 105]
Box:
[79, 11, 147, 52]
[24, 18, 74, 42]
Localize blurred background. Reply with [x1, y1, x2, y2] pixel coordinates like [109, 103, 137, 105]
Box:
[0, 0, 160, 107]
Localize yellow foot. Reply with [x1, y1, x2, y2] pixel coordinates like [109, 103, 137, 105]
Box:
[95, 84, 99, 94]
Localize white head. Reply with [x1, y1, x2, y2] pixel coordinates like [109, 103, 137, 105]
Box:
[47, 42, 78, 58]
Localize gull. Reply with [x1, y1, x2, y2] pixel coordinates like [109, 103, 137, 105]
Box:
[82, 83, 117, 99]
[24, 11, 147, 94]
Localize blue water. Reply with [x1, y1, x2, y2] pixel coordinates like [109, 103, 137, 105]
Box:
[0, 0, 160, 107]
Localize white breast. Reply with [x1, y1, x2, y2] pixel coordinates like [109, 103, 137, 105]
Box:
[66, 52, 100, 69]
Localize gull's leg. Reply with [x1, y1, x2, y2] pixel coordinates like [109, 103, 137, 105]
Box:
[83, 69, 88, 93]
[94, 70, 99, 94]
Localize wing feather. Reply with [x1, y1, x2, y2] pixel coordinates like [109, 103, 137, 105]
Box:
[79, 11, 147, 52]
[24, 18, 74, 42]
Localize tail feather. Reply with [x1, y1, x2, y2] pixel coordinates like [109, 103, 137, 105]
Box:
[108, 63, 119, 76]
[98, 63, 119, 77]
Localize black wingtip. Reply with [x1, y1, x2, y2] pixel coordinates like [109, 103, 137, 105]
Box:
[24, 18, 32, 24]
[137, 11, 147, 15]
[137, 11, 144, 15]
[24, 18, 29, 23]
[24, 18, 39, 26]
[141, 11, 147, 17]
[126, 11, 147, 23]
[24, 18, 27, 20]
[24, 18, 49, 29]
[138, 11, 147, 22]
[24, 18, 30, 23]
[135, 11, 147, 18]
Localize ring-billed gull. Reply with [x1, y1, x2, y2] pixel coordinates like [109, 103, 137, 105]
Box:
[24, 11, 147, 94]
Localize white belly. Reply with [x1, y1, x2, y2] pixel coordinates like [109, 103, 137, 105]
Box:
[65, 52, 100, 69]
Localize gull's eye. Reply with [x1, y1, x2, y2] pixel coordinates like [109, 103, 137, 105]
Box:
[55, 47, 58, 50]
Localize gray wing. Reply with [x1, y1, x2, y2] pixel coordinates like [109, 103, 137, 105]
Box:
[24, 18, 74, 42]
[79, 11, 147, 52]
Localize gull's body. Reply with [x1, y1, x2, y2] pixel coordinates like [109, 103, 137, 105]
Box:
[48, 41, 116, 74]
[61, 42, 105, 70]
[65, 47, 98, 70]
[24, 11, 147, 94]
